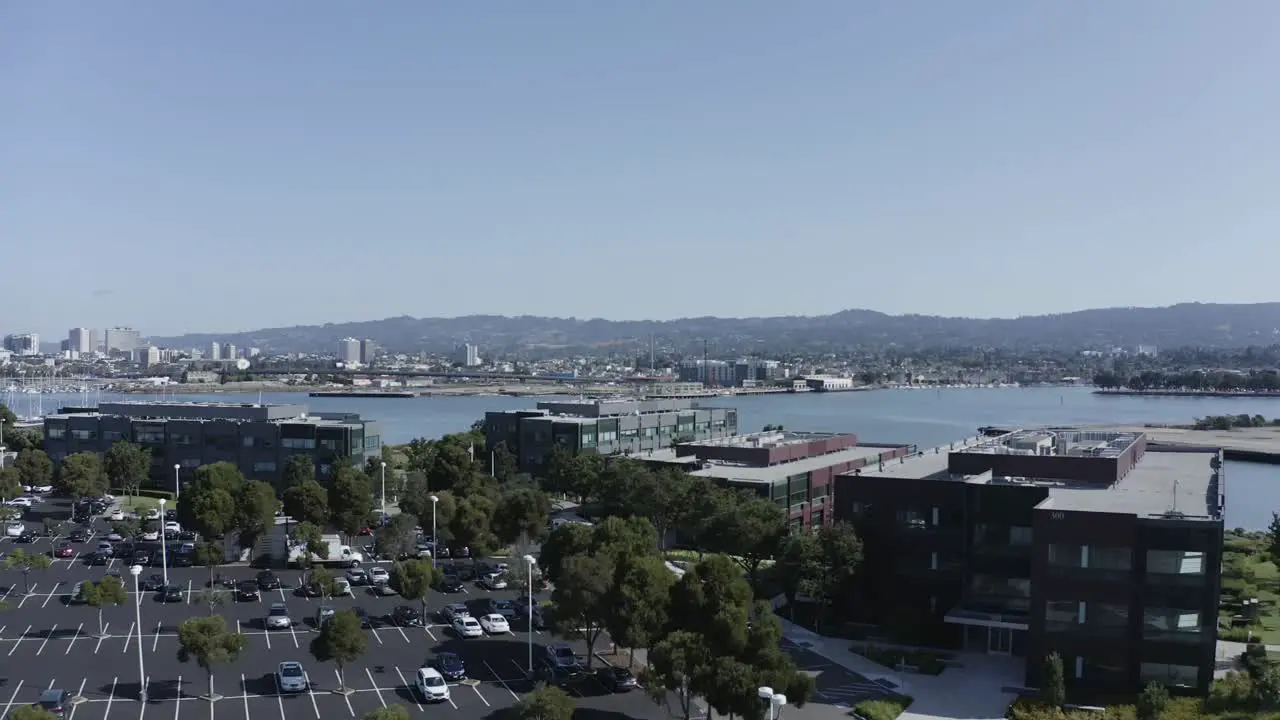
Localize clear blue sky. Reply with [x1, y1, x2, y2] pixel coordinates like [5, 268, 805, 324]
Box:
[4, 1, 1279, 338]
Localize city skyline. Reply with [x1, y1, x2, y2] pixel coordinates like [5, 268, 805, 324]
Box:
[5, 3, 1280, 334]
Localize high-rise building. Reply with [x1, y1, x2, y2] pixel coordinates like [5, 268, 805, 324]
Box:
[2, 333, 40, 355]
[104, 327, 141, 353]
[224, 344, 238, 360]
[68, 328, 92, 354]
[454, 343, 481, 367]
[359, 339, 377, 365]
[337, 338, 361, 365]
[142, 346, 161, 367]
[209, 342, 221, 361]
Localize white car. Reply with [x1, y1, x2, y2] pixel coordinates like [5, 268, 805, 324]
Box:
[23, 485, 53, 494]
[6, 498, 31, 508]
[479, 572, 507, 590]
[277, 662, 309, 693]
[345, 567, 368, 585]
[415, 667, 450, 702]
[5, 522, 24, 537]
[140, 530, 160, 542]
[333, 578, 352, 597]
[479, 614, 509, 634]
[145, 509, 161, 520]
[368, 567, 390, 585]
[452, 616, 483, 638]
[109, 510, 125, 521]
[164, 521, 181, 533]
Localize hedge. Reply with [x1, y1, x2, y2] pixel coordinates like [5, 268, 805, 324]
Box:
[112, 488, 176, 501]
[852, 695, 913, 720]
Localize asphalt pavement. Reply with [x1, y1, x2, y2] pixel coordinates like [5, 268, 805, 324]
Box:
[0, 516, 672, 720]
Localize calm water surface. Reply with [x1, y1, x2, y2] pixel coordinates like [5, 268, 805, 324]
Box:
[13, 386, 1280, 529]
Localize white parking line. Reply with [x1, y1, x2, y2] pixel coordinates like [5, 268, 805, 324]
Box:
[305, 674, 321, 718]
[273, 673, 287, 720]
[394, 667, 426, 713]
[69, 678, 88, 720]
[241, 675, 251, 719]
[172, 676, 181, 720]
[122, 620, 136, 654]
[264, 623, 272, 650]
[369, 626, 383, 645]
[334, 669, 355, 716]
[17, 582, 39, 608]
[64, 620, 85, 653]
[186, 579, 193, 603]
[393, 626, 410, 643]
[364, 668, 387, 708]
[424, 626, 437, 642]
[152, 621, 162, 652]
[0, 679, 23, 720]
[106, 677, 118, 719]
[8, 624, 31, 656]
[37, 623, 58, 654]
[42, 581, 63, 607]
[95, 622, 112, 653]
[483, 661, 512, 702]
[140, 676, 150, 720]
[288, 622, 300, 649]
[0, 582, 13, 603]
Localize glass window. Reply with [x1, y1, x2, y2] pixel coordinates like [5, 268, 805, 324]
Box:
[897, 508, 928, 530]
[1140, 663, 1198, 688]
[1045, 601, 1079, 631]
[1147, 550, 1205, 575]
[180, 459, 201, 468]
[242, 437, 255, 448]
[1047, 544, 1082, 568]
[253, 461, 277, 473]
[103, 431, 124, 442]
[71, 429, 97, 441]
[1009, 526, 1033, 547]
[1143, 608, 1202, 642]
[580, 431, 596, 448]
[1089, 603, 1129, 628]
[46, 426, 66, 439]
[1090, 546, 1133, 571]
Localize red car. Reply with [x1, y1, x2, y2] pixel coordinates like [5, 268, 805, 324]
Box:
[54, 543, 75, 558]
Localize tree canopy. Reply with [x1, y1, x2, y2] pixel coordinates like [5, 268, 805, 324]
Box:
[104, 441, 151, 496]
[15, 448, 53, 489]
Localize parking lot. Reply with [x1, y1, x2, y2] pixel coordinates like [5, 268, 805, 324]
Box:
[1, 516, 669, 720]
[781, 639, 899, 711]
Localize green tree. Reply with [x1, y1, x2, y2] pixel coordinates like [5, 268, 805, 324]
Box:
[194, 542, 226, 613]
[537, 523, 595, 585]
[491, 442, 518, 483]
[606, 555, 674, 667]
[704, 493, 788, 588]
[310, 566, 339, 599]
[375, 513, 419, 560]
[426, 436, 476, 493]
[1255, 664, 1280, 708]
[3, 547, 52, 594]
[449, 495, 497, 555]
[541, 448, 601, 502]
[178, 462, 245, 539]
[643, 631, 711, 720]
[104, 441, 151, 497]
[176, 615, 248, 701]
[491, 487, 551, 545]
[292, 521, 327, 583]
[1042, 652, 1066, 708]
[329, 466, 375, 539]
[8, 705, 58, 720]
[2, 427, 42, 453]
[280, 455, 315, 491]
[0, 401, 16, 429]
[812, 522, 863, 622]
[550, 554, 614, 668]
[360, 707, 411, 720]
[514, 685, 575, 720]
[776, 530, 823, 619]
[1268, 511, 1280, 566]
[1137, 681, 1170, 720]
[390, 558, 443, 620]
[310, 609, 368, 692]
[235, 479, 279, 548]
[81, 575, 128, 636]
[55, 452, 108, 499]
[0, 466, 21, 502]
[283, 479, 329, 527]
[15, 448, 54, 491]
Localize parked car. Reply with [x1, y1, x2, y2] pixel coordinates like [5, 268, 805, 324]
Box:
[69, 527, 91, 542]
[15, 531, 36, 543]
[435, 576, 464, 593]
[352, 607, 379, 629]
[479, 614, 509, 634]
[256, 571, 282, 590]
[237, 581, 260, 601]
[265, 603, 293, 629]
[345, 567, 368, 586]
[162, 585, 185, 603]
[415, 667, 450, 702]
[141, 574, 166, 592]
[487, 599, 516, 618]
[315, 606, 336, 627]
[478, 572, 507, 590]
[391, 606, 423, 627]
[596, 666, 638, 692]
[545, 643, 580, 671]
[5, 522, 24, 537]
[452, 615, 483, 638]
[441, 603, 469, 623]
[367, 567, 390, 585]
[54, 543, 75, 558]
[430, 652, 466, 681]
[277, 662, 309, 693]
[35, 688, 71, 719]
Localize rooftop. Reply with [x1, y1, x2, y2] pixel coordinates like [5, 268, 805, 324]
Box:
[691, 444, 889, 484]
[1036, 448, 1221, 521]
[682, 430, 845, 451]
[958, 429, 1141, 459]
[47, 401, 371, 427]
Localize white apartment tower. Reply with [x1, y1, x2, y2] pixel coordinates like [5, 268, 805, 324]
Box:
[68, 328, 92, 354]
[454, 343, 481, 367]
[360, 339, 377, 365]
[104, 327, 141, 353]
[338, 338, 362, 365]
[209, 342, 221, 361]
[224, 344, 238, 360]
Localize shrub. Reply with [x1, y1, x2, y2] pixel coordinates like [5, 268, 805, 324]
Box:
[1136, 682, 1169, 720]
[112, 487, 176, 501]
[852, 695, 912, 720]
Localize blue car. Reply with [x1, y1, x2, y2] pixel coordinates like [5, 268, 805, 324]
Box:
[431, 652, 467, 682]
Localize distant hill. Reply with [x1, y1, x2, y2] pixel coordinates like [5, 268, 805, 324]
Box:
[147, 303, 1280, 356]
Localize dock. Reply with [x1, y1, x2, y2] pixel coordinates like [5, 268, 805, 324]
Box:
[308, 390, 419, 398]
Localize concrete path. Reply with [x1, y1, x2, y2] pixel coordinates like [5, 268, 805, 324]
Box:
[776, 618, 1021, 720]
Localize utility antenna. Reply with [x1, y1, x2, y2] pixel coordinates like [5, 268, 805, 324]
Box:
[1171, 477, 1179, 514]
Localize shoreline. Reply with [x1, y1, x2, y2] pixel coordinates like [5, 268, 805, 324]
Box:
[1095, 389, 1280, 398]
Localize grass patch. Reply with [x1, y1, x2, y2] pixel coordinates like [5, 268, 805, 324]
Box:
[120, 495, 162, 512]
[851, 695, 912, 720]
[853, 644, 951, 675]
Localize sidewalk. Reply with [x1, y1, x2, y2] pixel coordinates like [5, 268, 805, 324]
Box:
[776, 618, 1019, 720]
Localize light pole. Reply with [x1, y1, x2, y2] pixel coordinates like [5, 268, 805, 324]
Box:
[157, 499, 169, 587]
[130, 565, 147, 702]
[173, 464, 181, 500]
[524, 554, 537, 675]
[429, 495, 439, 569]
[759, 686, 787, 720]
[380, 462, 387, 524]
[0, 445, 6, 470]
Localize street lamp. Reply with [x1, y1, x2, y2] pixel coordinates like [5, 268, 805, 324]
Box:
[380, 462, 387, 524]
[157, 499, 169, 587]
[173, 464, 181, 500]
[429, 495, 439, 569]
[524, 554, 537, 675]
[130, 565, 147, 702]
[758, 687, 787, 720]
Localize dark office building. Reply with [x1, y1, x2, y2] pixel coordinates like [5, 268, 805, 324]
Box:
[484, 398, 738, 473]
[652, 431, 912, 530]
[834, 429, 1224, 696]
[43, 401, 382, 492]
